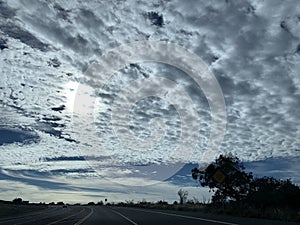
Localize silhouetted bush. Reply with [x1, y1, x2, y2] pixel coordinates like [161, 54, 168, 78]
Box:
[12, 198, 23, 204]
[97, 201, 103, 205]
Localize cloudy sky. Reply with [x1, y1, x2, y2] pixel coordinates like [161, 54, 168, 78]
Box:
[0, 0, 300, 203]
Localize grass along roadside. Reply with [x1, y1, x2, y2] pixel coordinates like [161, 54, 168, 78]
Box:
[0, 203, 47, 218]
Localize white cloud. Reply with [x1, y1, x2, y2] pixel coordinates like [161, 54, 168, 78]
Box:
[0, 169, 212, 203]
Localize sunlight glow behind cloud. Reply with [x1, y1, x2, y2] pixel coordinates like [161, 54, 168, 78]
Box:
[0, 0, 299, 202]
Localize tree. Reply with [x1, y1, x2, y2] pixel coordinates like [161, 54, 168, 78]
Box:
[12, 198, 23, 204]
[97, 201, 103, 205]
[192, 154, 253, 203]
[178, 189, 188, 204]
[280, 179, 300, 209]
[246, 177, 300, 210]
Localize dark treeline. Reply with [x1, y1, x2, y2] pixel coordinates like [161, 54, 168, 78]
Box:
[192, 154, 300, 221]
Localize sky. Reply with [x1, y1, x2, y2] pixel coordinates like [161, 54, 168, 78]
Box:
[0, 0, 300, 204]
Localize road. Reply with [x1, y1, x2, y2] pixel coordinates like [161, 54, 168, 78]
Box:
[0, 206, 92, 225]
[0, 206, 298, 225]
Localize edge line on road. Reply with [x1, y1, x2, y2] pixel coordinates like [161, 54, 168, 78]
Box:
[110, 208, 138, 225]
[46, 208, 85, 225]
[74, 207, 94, 225]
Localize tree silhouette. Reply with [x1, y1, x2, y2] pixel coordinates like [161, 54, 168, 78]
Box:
[192, 154, 300, 217]
[97, 201, 103, 205]
[12, 198, 23, 204]
[247, 177, 300, 210]
[192, 154, 253, 203]
[178, 189, 188, 204]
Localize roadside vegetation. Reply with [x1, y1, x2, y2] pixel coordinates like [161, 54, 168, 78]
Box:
[0, 199, 47, 218]
[191, 154, 300, 222]
[111, 155, 300, 222]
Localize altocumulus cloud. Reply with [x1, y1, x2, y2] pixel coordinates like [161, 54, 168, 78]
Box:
[0, 0, 299, 202]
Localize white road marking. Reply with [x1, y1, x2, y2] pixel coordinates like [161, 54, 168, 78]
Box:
[127, 208, 239, 225]
[46, 208, 85, 225]
[74, 207, 94, 225]
[110, 209, 138, 225]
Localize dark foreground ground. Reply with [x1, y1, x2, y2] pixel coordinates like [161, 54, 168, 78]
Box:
[0, 205, 299, 225]
[0, 203, 47, 218]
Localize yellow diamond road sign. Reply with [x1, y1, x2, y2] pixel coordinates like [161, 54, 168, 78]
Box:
[213, 169, 226, 183]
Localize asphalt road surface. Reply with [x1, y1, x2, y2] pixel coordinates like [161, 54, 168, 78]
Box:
[0, 206, 298, 225]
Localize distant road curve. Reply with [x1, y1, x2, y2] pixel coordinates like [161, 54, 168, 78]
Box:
[0, 205, 298, 225]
